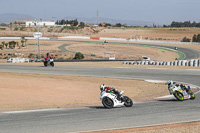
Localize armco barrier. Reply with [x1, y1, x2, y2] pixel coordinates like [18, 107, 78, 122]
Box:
[124, 59, 200, 67]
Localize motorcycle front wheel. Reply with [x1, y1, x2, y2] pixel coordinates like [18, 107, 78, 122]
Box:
[102, 97, 114, 109]
[50, 62, 54, 67]
[44, 61, 47, 67]
[123, 96, 133, 107]
[173, 91, 184, 101]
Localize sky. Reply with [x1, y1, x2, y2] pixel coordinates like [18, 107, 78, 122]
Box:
[0, 0, 200, 25]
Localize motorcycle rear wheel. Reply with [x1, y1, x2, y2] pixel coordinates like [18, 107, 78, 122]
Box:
[123, 96, 133, 107]
[189, 91, 195, 100]
[173, 91, 184, 101]
[102, 97, 114, 109]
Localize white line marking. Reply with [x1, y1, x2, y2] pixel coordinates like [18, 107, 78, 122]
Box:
[2, 107, 87, 114]
[147, 68, 168, 70]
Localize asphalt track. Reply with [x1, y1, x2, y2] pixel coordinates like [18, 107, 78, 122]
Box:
[0, 41, 200, 133]
[0, 64, 200, 133]
[57, 40, 200, 60]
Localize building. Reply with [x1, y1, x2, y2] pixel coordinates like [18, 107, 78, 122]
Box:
[10, 20, 55, 27]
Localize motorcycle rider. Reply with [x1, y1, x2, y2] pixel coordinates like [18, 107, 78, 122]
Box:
[100, 84, 122, 100]
[167, 80, 191, 94]
[45, 53, 52, 61]
[167, 80, 175, 94]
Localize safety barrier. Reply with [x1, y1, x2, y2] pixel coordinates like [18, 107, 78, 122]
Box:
[123, 59, 200, 67]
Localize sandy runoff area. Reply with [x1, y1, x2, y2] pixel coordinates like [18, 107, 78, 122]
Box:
[0, 72, 168, 112]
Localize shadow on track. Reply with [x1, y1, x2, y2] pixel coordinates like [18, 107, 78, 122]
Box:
[88, 106, 108, 109]
[158, 99, 178, 102]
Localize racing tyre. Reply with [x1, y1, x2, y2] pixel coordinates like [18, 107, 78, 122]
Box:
[50, 62, 54, 67]
[189, 91, 195, 100]
[44, 61, 47, 67]
[123, 96, 133, 107]
[173, 91, 184, 101]
[102, 97, 114, 109]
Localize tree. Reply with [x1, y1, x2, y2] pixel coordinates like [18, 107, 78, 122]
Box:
[79, 22, 85, 28]
[0, 44, 3, 50]
[16, 42, 19, 47]
[105, 23, 111, 27]
[21, 40, 25, 47]
[98, 23, 102, 27]
[74, 52, 84, 59]
[197, 34, 200, 42]
[5, 43, 8, 49]
[73, 19, 78, 26]
[21, 37, 26, 47]
[60, 19, 65, 25]
[115, 23, 122, 27]
[192, 34, 197, 42]
[9, 41, 16, 49]
[181, 37, 191, 42]
[1, 41, 5, 48]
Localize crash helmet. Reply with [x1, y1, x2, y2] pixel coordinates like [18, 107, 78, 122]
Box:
[168, 80, 174, 87]
[100, 84, 106, 91]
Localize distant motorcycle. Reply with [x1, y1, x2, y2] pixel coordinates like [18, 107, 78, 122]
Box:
[100, 90, 133, 109]
[44, 58, 54, 67]
[170, 84, 195, 101]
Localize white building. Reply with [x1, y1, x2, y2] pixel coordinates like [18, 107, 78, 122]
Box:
[10, 20, 55, 27]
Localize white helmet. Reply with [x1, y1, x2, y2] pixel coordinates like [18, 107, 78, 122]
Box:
[100, 84, 106, 91]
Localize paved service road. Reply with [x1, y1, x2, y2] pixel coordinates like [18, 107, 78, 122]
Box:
[0, 65, 200, 133]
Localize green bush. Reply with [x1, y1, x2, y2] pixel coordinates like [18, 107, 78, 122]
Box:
[0, 28, 6, 30]
[74, 52, 84, 59]
[0, 44, 3, 50]
[14, 27, 18, 31]
[20, 27, 25, 31]
[181, 37, 191, 42]
[28, 53, 34, 58]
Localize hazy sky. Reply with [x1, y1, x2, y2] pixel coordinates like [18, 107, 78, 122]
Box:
[0, 0, 200, 24]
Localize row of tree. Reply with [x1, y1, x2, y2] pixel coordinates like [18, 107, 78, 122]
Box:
[56, 19, 127, 28]
[55, 19, 85, 28]
[192, 34, 200, 42]
[0, 37, 27, 50]
[0, 41, 19, 50]
[170, 21, 200, 28]
[181, 34, 200, 42]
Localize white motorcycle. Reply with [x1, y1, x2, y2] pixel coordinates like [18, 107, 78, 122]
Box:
[44, 58, 54, 67]
[170, 84, 195, 101]
[100, 91, 133, 109]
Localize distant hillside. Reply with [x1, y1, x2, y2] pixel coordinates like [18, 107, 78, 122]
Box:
[63, 16, 154, 26]
[0, 13, 35, 24]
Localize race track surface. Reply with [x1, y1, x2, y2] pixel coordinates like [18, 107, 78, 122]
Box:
[0, 65, 200, 133]
[57, 40, 200, 60]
